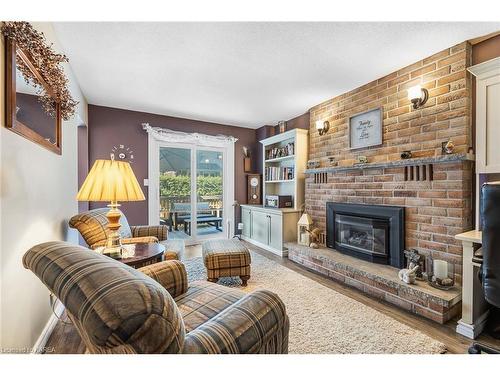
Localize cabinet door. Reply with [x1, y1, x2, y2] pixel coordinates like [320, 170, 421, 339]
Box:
[269, 213, 282, 250]
[476, 74, 500, 173]
[241, 207, 251, 238]
[251, 210, 269, 245]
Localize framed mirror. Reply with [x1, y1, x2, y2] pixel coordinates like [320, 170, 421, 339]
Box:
[6, 39, 62, 154]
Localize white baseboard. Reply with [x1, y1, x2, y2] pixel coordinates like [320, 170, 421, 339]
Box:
[456, 310, 489, 339]
[32, 299, 64, 354]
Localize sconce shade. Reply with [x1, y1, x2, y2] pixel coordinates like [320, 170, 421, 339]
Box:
[408, 85, 429, 109]
[315, 120, 330, 136]
[77, 159, 145, 202]
[408, 85, 422, 101]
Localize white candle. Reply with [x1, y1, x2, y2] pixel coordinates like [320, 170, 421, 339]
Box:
[433, 260, 448, 279]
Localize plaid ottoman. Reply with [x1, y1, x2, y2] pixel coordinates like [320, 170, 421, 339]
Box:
[202, 239, 251, 286]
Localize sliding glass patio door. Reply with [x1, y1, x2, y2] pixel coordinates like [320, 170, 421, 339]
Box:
[156, 143, 225, 243]
[159, 146, 193, 240]
[196, 149, 224, 238]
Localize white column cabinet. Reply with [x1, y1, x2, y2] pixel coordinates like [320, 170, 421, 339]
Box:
[468, 57, 500, 174]
[241, 205, 300, 257]
[468, 57, 500, 228]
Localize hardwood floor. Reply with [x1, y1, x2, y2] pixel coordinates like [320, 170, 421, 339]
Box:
[45, 242, 499, 354]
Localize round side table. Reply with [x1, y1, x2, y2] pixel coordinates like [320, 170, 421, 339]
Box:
[115, 243, 165, 268]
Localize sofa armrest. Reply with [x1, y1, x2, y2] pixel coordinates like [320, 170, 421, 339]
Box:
[131, 225, 168, 241]
[138, 260, 188, 299]
[162, 239, 185, 261]
[183, 290, 289, 354]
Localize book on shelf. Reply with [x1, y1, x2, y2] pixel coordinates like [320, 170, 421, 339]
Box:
[264, 166, 294, 181]
[265, 142, 295, 160]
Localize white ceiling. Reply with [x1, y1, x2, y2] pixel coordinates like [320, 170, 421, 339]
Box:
[53, 22, 500, 129]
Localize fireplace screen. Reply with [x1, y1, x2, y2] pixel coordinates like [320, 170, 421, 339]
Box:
[327, 202, 404, 268]
[335, 214, 389, 257]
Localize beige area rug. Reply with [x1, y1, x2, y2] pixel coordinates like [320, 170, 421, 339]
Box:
[184, 250, 447, 354]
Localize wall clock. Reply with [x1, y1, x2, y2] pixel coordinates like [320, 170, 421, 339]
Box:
[247, 174, 262, 205]
[111, 144, 135, 163]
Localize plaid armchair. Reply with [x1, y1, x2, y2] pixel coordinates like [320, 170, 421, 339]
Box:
[69, 208, 183, 260]
[23, 242, 289, 354]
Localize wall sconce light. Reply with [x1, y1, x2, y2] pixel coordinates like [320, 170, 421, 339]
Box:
[408, 85, 429, 109]
[315, 120, 330, 136]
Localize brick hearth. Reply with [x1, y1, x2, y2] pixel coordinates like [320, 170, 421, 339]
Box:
[286, 243, 462, 323]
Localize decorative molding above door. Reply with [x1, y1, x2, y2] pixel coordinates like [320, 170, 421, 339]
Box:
[142, 123, 238, 146]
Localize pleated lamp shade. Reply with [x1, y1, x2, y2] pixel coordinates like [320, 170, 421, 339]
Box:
[77, 159, 145, 202]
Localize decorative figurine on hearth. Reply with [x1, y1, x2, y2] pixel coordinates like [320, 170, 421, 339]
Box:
[306, 227, 323, 249]
[398, 265, 419, 285]
[404, 249, 425, 280]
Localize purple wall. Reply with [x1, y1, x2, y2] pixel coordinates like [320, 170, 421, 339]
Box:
[255, 125, 275, 172]
[273, 112, 310, 134]
[88, 105, 259, 226]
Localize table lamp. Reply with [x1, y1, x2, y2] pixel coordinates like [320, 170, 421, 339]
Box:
[76, 156, 145, 258]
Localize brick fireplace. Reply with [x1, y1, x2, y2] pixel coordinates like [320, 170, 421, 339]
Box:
[306, 41, 474, 279]
[287, 41, 475, 323]
[307, 159, 473, 279]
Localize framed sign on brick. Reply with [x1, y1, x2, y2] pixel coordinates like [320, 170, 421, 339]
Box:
[349, 107, 383, 150]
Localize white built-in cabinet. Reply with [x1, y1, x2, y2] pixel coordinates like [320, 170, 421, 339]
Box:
[241, 205, 300, 256]
[241, 128, 308, 256]
[469, 57, 500, 173]
[468, 57, 500, 228]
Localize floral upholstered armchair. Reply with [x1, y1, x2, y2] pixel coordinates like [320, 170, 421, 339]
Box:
[69, 208, 183, 260]
[23, 242, 289, 354]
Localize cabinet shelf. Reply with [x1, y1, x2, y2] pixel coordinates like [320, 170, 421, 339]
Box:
[265, 179, 295, 183]
[264, 155, 295, 163]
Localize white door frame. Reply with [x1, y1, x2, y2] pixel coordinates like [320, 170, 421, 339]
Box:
[145, 124, 235, 244]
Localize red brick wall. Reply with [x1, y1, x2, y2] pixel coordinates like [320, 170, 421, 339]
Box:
[306, 42, 474, 274]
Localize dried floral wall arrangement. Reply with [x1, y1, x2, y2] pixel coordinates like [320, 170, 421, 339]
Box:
[1, 21, 78, 120]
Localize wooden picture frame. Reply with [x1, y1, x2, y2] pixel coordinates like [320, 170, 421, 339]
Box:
[5, 39, 62, 155]
[348, 107, 383, 150]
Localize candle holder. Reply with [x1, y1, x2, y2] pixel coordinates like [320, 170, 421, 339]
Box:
[426, 256, 455, 290]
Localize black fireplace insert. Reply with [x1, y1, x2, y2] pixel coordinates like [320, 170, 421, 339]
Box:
[326, 203, 405, 268]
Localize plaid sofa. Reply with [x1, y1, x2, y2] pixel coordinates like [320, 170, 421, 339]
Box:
[23, 241, 289, 354]
[69, 208, 183, 260]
